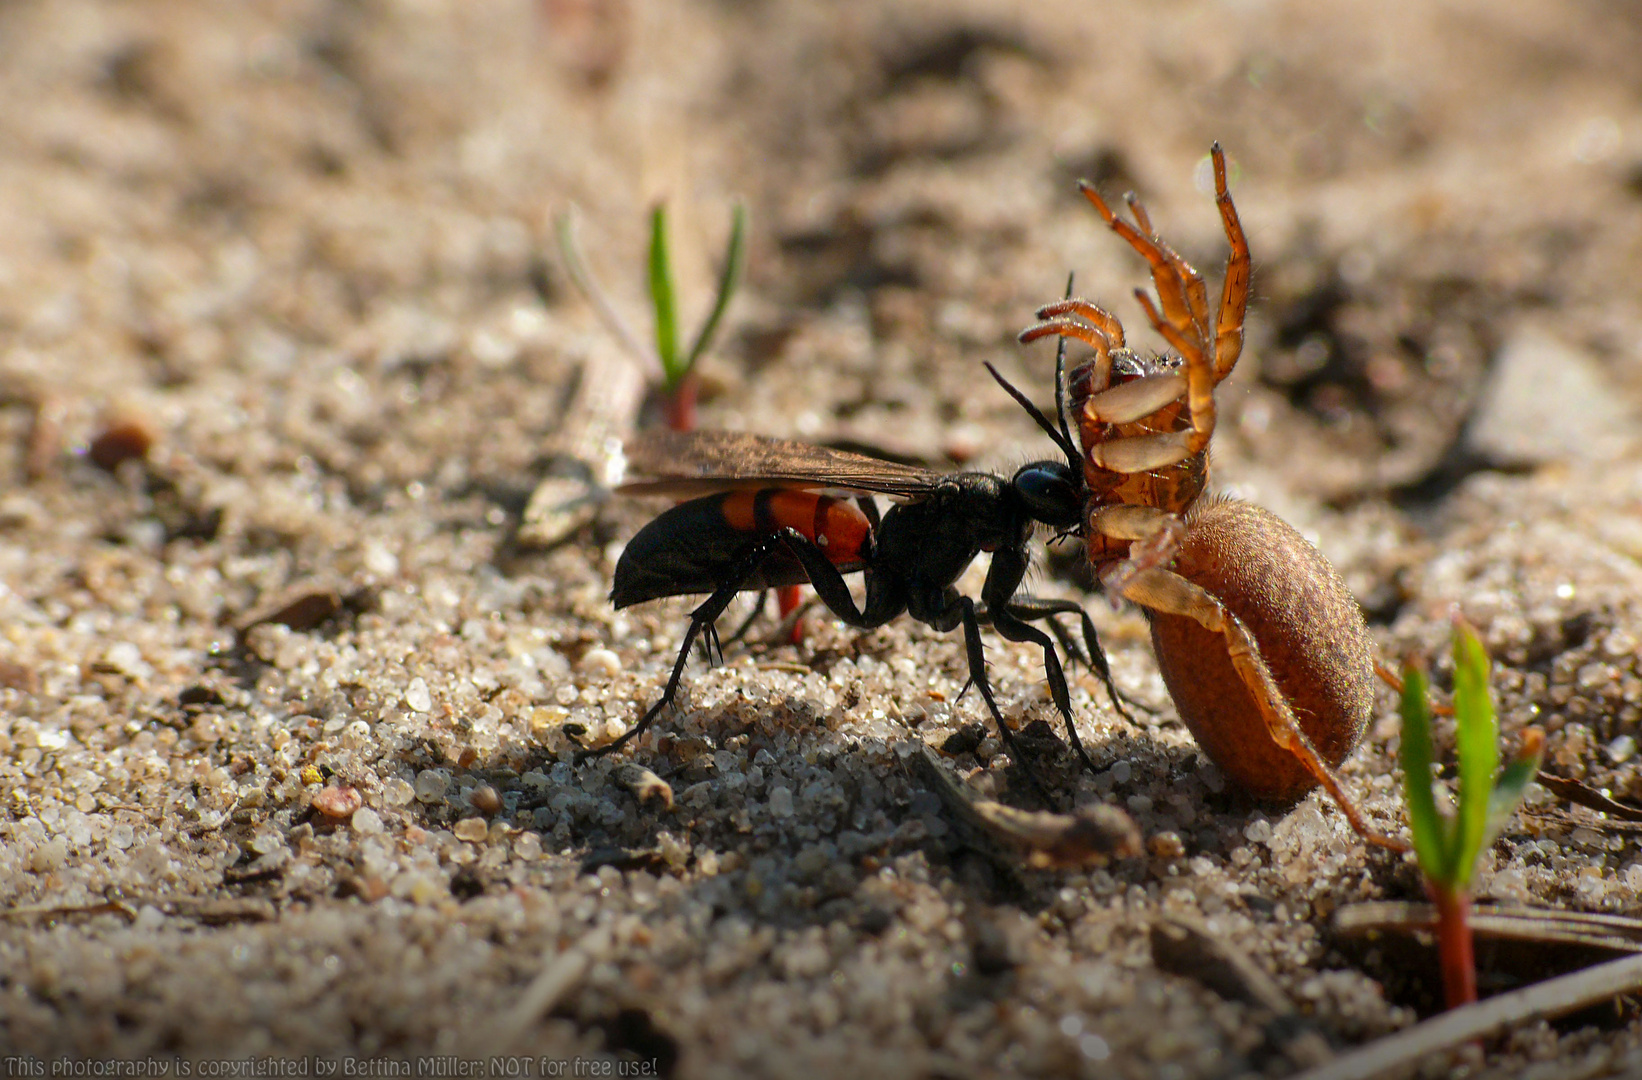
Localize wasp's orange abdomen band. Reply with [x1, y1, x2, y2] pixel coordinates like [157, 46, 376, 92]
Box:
[718, 490, 871, 566]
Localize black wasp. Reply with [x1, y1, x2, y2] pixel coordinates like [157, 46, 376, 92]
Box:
[593, 362, 1129, 790]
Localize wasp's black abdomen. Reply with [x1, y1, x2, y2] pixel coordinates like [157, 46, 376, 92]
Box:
[611, 491, 872, 608]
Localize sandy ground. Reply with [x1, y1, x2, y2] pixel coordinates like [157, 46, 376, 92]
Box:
[4, 0, 1642, 1076]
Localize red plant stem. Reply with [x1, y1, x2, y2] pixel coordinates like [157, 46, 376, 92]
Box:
[663, 372, 700, 433]
[777, 585, 805, 644]
[1432, 883, 1477, 1009]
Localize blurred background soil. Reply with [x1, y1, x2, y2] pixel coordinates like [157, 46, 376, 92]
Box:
[3, 0, 1642, 1076]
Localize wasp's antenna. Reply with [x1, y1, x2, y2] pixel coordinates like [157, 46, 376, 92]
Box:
[986, 362, 1076, 461]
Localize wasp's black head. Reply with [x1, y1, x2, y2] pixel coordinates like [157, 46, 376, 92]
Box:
[1011, 460, 1081, 530]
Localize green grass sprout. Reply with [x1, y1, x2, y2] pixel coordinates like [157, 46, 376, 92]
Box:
[557, 200, 747, 432]
[647, 203, 681, 386]
[1400, 618, 1544, 1009]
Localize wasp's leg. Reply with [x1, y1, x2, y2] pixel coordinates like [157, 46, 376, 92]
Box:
[583, 532, 816, 762]
[778, 532, 1064, 802]
[952, 595, 1060, 808]
[771, 531, 905, 630]
[983, 598, 1089, 666]
[994, 595, 1145, 723]
[719, 589, 772, 650]
[975, 546, 1098, 776]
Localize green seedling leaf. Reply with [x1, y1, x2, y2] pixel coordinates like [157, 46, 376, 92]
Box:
[648, 203, 682, 385]
[683, 201, 746, 373]
[1398, 622, 1533, 1012]
[1400, 659, 1455, 885]
[562, 199, 746, 404]
[1485, 728, 1545, 853]
[1451, 620, 1499, 888]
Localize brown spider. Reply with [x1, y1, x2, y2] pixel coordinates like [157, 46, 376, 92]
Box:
[1021, 144, 1396, 848]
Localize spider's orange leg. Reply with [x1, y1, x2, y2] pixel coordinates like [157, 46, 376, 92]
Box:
[1118, 565, 1408, 853]
[1209, 143, 1250, 381]
[1080, 182, 1204, 342]
[1019, 318, 1113, 357]
[1133, 291, 1197, 363]
[1127, 193, 1210, 339]
[1034, 298, 1126, 349]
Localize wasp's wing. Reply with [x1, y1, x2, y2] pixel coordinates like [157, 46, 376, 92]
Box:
[618, 429, 942, 499]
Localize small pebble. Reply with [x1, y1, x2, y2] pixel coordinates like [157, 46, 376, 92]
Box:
[313, 785, 363, 819]
[381, 777, 416, 807]
[527, 707, 568, 736]
[769, 786, 795, 817]
[658, 831, 690, 868]
[453, 817, 489, 842]
[248, 829, 284, 855]
[404, 677, 432, 713]
[1149, 832, 1185, 859]
[616, 764, 673, 809]
[28, 838, 67, 872]
[363, 542, 399, 578]
[104, 641, 152, 680]
[351, 808, 384, 835]
[88, 417, 155, 470]
[579, 648, 621, 678]
[469, 785, 502, 815]
[414, 769, 449, 803]
[407, 876, 444, 905]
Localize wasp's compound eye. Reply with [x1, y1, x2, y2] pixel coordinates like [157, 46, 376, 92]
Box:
[1014, 463, 1080, 529]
